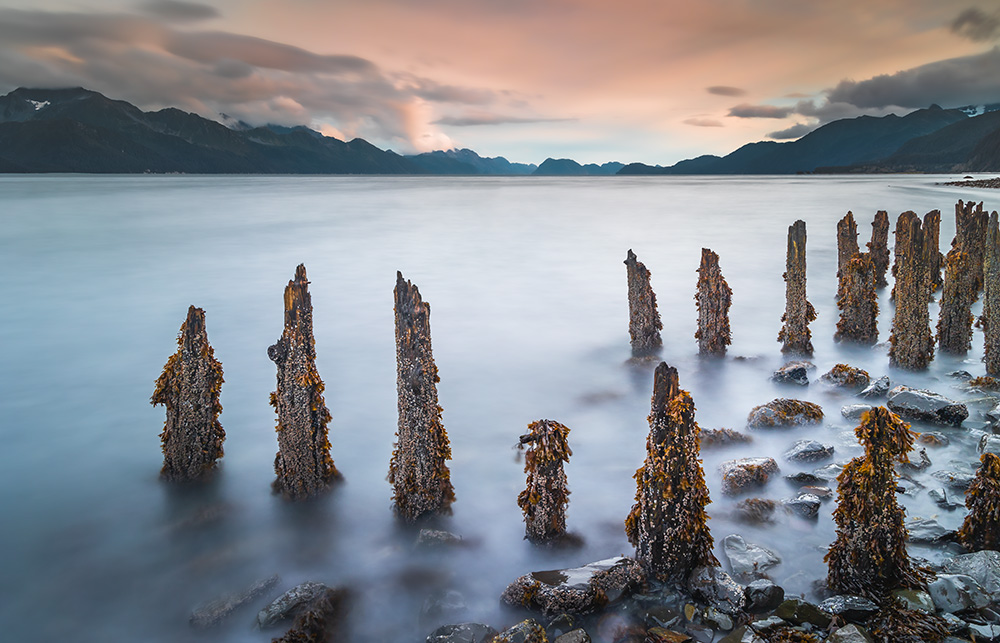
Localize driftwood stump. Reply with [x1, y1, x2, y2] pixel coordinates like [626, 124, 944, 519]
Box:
[624, 249, 663, 357]
[517, 420, 572, 545]
[778, 220, 816, 355]
[695, 248, 732, 356]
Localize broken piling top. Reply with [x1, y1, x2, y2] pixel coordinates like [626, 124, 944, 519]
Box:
[955, 199, 988, 293]
[517, 419, 572, 545]
[624, 249, 663, 357]
[625, 362, 717, 582]
[389, 271, 455, 524]
[985, 211, 1000, 375]
[695, 248, 732, 357]
[958, 452, 1000, 552]
[835, 251, 878, 345]
[152, 305, 225, 482]
[269, 264, 341, 500]
[923, 210, 943, 294]
[778, 219, 816, 355]
[889, 212, 934, 370]
[836, 211, 860, 276]
[868, 210, 890, 288]
[937, 247, 975, 355]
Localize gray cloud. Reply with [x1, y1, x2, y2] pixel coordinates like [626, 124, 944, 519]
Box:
[727, 103, 793, 118]
[951, 8, 1000, 42]
[139, 1, 220, 22]
[433, 113, 573, 126]
[683, 117, 723, 127]
[707, 85, 746, 97]
[768, 123, 816, 140]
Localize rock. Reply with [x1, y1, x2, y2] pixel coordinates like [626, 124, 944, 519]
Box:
[415, 529, 464, 550]
[784, 472, 824, 486]
[734, 498, 778, 524]
[891, 588, 935, 613]
[932, 469, 976, 490]
[929, 574, 991, 613]
[950, 370, 974, 380]
[906, 518, 952, 544]
[190, 574, 280, 628]
[929, 487, 963, 510]
[812, 462, 845, 481]
[426, 623, 500, 643]
[645, 627, 692, 642]
[500, 556, 645, 616]
[827, 624, 873, 643]
[704, 606, 733, 631]
[553, 629, 591, 643]
[701, 428, 753, 448]
[744, 579, 784, 613]
[899, 448, 932, 473]
[841, 404, 873, 420]
[272, 587, 350, 643]
[255, 581, 329, 629]
[887, 385, 968, 426]
[771, 361, 813, 386]
[684, 623, 714, 643]
[821, 364, 871, 391]
[719, 458, 779, 495]
[940, 612, 969, 636]
[986, 403, 1000, 427]
[943, 551, 1000, 599]
[687, 566, 746, 616]
[546, 614, 577, 638]
[774, 598, 831, 628]
[783, 493, 821, 519]
[783, 440, 834, 462]
[858, 376, 890, 399]
[800, 485, 834, 500]
[422, 589, 467, 622]
[722, 534, 781, 580]
[818, 595, 879, 623]
[967, 622, 1000, 641]
[918, 431, 950, 447]
[980, 434, 1000, 455]
[494, 619, 548, 643]
[747, 399, 823, 428]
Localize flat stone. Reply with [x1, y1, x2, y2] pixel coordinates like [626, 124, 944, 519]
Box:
[553, 629, 592, 643]
[980, 434, 1000, 456]
[774, 598, 831, 628]
[858, 376, 890, 399]
[783, 493, 821, 519]
[932, 470, 976, 490]
[929, 574, 991, 613]
[771, 361, 813, 386]
[255, 581, 329, 629]
[887, 385, 968, 426]
[747, 399, 823, 429]
[943, 551, 1000, 600]
[720, 458, 779, 495]
[722, 534, 781, 580]
[906, 518, 952, 544]
[818, 595, 879, 623]
[783, 440, 834, 462]
[687, 566, 746, 616]
[190, 574, 280, 629]
[744, 579, 784, 613]
[841, 404, 873, 420]
[891, 588, 935, 613]
[827, 624, 873, 643]
[500, 556, 645, 616]
[748, 616, 784, 632]
[426, 623, 500, 643]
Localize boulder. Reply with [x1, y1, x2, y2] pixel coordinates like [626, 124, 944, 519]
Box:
[744, 579, 784, 613]
[415, 529, 464, 551]
[747, 399, 823, 428]
[553, 629, 592, 643]
[255, 581, 329, 629]
[783, 440, 834, 462]
[722, 534, 780, 580]
[887, 386, 968, 426]
[820, 364, 871, 391]
[771, 361, 813, 386]
[426, 623, 500, 643]
[720, 458, 779, 495]
[773, 598, 831, 628]
[190, 574, 280, 629]
[827, 624, 873, 643]
[687, 566, 746, 616]
[701, 428, 753, 448]
[906, 518, 952, 544]
[890, 588, 935, 613]
[500, 556, 645, 616]
[980, 434, 1000, 456]
[783, 493, 821, 519]
[841, 404, 873, 420]
[817, 595, 878, 623]
[928, 574, 991, 613]
[943, 551, 1000, 600]
[494, 619, 547, 643]
[858, 376, 890, 399]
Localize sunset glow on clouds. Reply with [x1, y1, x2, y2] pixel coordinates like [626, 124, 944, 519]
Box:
[0, 0, 998, 164]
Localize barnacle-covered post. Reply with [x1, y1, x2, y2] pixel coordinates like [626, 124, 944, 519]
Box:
[268, 264, 342, 500]
[826, 407, 922, 599]
[695, 248, 732, 356]
[836, 211, 859, 298]
[151, 305, 225, 482]
[955, 200, 988, 294]
[778, 220, 816, 355]
[624, 249, 663, 357]
[517, 420, 572, 545]
[868, 210, 890, 288]
[985, 211, 1000, 375]
[389, 272, 455, 523]
[936, 248, 975, 355]
[625, 363, 717, 582]
[889, 212, 933, 370]
[924, 210, 943, 295]
[835, 252, 878, 345]
[957, 452, 1000, 552]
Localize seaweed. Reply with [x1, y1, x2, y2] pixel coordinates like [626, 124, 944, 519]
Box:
[516, 419, 573, 545]
[957, 452, 1000, 551]
[624, 249, 663, 357]
[694, 248, 732, 357]
[867, 602, 947, 643]
[778, 220, 817, 355]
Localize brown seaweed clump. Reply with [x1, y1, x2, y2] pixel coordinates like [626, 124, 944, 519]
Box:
[888, 212, 933, 370]
[151, 305, 225, 482]
[625, 363, 718, 582]
[834, 251, 878, 344]
[777, 220, 817, 355]
[954, 199, 988, 294]
[868, 210, 890, 288]
[867, 603, 948, 643]
[694, 248, 732, 356]
[957, 452, 1000, 552]
[517, 420, 572, 545]
[388, 272, 455, 523]
[268, 265, 342, 500]
[985, 211, 1000, 375]
[826, 407, 923, 600]
[624, 249, 663, 357]
[936, 248, 975, 355]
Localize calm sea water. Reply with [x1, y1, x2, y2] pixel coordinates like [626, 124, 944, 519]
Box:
[0, 174, 996, 642]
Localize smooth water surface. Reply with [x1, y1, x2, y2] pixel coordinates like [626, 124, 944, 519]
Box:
[0, 174, 997, 642]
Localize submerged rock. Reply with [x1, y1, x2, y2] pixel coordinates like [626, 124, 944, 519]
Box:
[931, 469, 976, 490]
[980, 434, 1000, 455]
[905, 518, 952, 544]
[720, 458, 779, 495]
[783, 440, 833, 463]
[821, 364, 871, 390]
[256, 581, 329, 629]
[918, 432, 950, 447]
[499, 556, 646, 616]
[493, 619, 548, 643]
[887, 385, 968, 426]
[746, 399, 823, 428]
[771, 361, 813, 386]
[827, 624, 874, 643]
[722, 534, 781, 580]
[774, 598, 831, 628]
[700, 428, 752, 448]
[687, 566, 746, 616]
[890, 588, 935, 613]
[426, 623, 499, 643]
[272, 587, 350, 643]
[734, 498, 778, 524]
[858, 375, 890, 400]
[841, 404, 873, 420]
[783, 493, 821, 519]
[414, 529, 464, 551]
[190, 574, 280, 629]
[744, 579, 784, 614]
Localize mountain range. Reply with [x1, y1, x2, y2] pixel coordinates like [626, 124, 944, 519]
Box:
[0, 87, 997, 175]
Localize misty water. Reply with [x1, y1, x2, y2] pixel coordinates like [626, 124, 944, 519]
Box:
[0, 174, 997, 642]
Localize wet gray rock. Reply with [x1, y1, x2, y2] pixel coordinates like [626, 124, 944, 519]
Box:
[746, 399, 823, 428]
[415, 528, 464, 550]
[932, 469, 976, 490]
[818, 595, 878, 623]
[950, 370, 974, 380]
[500, 556, 645, 616]
[553, 630, 591, 643]
[918, 431, 951, 447]
[744, 579, 784, 613]
[684, 622, 714, 642]
[858, 376, 890, 399]
[255, 581, 328, 629]
[906, 518, 953, 544]
[784, 472, 824, 486]
[887, 385, 968, 426]
[820, 365, 871, 390]
[783, 440, 833, 462]
[748, 615, 785, 632]
[929, 487, 963, 510]
[774, 598, 831, 628]
[494, 619, 547, 643]
[422, 589, 467, 622]
[943, 551, 1000, 600]
[783, 493, 821, 519]
[841, 404, 873, 420]
[719, 458, 779, 495]
[426, 623, 500, 643]
[899, 448, 932, 472]
[688, 565, 746, 616]
[891, 588, 935, 613]
[929, 574, 991, 613]
[940, 612, 969, 636]
[771, 361, 813, 386]
[800, 485, 833, 500]
[813, 462, 845, 481]
[722, 534, 781, 580]
[827, 624, 873, 643]
[704, 606, 734, 631]
[968, 622, 1000, 642]
[980, 434, 1000, 455]
[190, 574, 280, 629]
[986, 403, 1000, 428]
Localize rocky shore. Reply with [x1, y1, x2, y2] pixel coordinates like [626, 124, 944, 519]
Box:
[944, 177, 1000, 189]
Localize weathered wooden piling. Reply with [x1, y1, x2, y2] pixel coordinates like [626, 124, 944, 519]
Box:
[624, 249, 663, 357]
[777, 220, 816, 355]
[268, 264, 342, 500]
[625, 363, 717, 582]
[835, 252, 878, 345]
[388, 272, 455, 523]
[867, 210, 890, 288]
[517, 419, 572, 545]
[826, 407, 922, 599]
[923, 210, 943, 295]
[955, 200, 988, 294]
[836, 211, 859, 298]
[957, 452, 1000, 552]
[888, 212, 933, 370]
[985, 211, 1000, 375]
[936, 247, 975, 355]
[695, 248, 732, 356]
[151, 305, 225, 482]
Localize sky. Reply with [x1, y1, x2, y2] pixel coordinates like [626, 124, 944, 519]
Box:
[0, 1, 999, 165]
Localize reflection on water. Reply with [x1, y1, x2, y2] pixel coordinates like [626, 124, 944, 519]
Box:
[0, 174, 996, 641]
